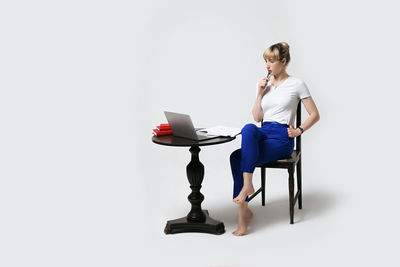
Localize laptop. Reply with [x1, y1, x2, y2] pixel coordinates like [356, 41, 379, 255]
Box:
[164, 111, 220, 141]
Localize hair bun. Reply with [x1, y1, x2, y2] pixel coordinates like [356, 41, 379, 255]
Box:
[280, 42, 290, 49]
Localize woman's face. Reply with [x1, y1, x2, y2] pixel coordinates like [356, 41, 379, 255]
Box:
[265, 57, 286, 76]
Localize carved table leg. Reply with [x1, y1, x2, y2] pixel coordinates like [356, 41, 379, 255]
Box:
[164, 146, 225, 235]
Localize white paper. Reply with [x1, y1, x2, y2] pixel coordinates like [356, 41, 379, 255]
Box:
[196, 126, 241, 137]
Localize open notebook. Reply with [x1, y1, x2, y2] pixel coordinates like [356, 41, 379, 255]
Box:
[196, 126, 241, 137]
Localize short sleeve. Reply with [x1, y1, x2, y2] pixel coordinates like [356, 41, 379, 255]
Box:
[297, 81, 311, 99]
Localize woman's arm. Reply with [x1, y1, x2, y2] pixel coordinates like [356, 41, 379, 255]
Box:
[252, 95, 264, 122]
[253, 77, 270, 122]
[298, 96, 320, 133]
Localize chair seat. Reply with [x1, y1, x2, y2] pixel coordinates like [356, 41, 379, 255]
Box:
[257, 150, 301, 169]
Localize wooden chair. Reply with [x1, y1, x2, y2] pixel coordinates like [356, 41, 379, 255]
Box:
[248, 101, 302, 224]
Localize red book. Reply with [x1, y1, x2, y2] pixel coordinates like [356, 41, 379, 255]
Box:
[157, 125, 171, 131]
[158, 128, 171, 132]
[153, 129, 173, 136]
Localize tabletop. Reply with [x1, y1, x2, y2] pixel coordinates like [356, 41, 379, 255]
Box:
[152, 135, 236, 147]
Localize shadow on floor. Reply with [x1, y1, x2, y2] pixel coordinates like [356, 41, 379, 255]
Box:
[204, 189, 341, 233]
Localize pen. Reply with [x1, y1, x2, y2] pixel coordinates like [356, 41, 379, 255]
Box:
[264, 71, 271, 89]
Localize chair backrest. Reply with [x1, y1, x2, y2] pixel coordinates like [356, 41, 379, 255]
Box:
[260, 101, 302, 153]
[295, 101, 301, 153]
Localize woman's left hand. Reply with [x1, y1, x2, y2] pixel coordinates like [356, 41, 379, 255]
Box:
[287, 124, 301, 138]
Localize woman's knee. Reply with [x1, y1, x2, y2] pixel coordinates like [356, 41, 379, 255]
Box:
[241, 123, 258, 136]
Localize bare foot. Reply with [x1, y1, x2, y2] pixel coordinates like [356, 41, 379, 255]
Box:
[232, 207, 253, 236]
[233, 184, 255, 204]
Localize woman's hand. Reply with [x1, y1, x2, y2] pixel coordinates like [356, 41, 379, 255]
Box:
[287, 124, 301, 138]
[257, 77, 271, 97]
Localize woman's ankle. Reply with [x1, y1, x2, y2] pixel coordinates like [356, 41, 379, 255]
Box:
[242, 184, 254, 190]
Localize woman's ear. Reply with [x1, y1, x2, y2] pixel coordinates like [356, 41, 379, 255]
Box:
[281, 58, 287, 65]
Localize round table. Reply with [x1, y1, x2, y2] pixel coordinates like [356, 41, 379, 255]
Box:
[152, 134, 236, 235]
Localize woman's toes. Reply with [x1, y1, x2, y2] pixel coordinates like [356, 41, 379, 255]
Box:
[233, 195, 246, 204]
[233, 230, 244, 236]
[233, 196, 243, 204]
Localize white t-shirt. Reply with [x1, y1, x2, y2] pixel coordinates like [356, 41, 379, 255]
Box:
[256, 76, 311, 126]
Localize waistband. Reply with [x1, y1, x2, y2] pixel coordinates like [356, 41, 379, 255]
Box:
[262, 121, 289, 127]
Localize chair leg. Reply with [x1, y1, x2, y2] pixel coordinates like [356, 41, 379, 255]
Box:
[261, 167, 266, 206]
[288, 166, 295, 224]
[296, 157, 302, 209]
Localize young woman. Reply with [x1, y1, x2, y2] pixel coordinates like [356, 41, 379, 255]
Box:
[229, 42, 320, 236]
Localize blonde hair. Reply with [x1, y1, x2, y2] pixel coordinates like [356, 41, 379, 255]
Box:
[263, 42, 291, 65]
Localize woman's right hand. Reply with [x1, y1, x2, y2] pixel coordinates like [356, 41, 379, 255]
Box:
[257, 76, 270, 97]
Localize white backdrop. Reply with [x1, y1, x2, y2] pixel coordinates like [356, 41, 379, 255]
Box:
[1, 0, 400, 266]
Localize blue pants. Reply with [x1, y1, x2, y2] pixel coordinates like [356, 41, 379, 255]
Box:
[230, 121, 295, 202]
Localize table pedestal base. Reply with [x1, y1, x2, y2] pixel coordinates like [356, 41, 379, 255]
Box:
[163, 145, 225, 235]
[164, 210, 225, 235]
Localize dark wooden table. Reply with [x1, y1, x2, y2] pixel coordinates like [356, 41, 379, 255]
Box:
[152, 134, 236, 235]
